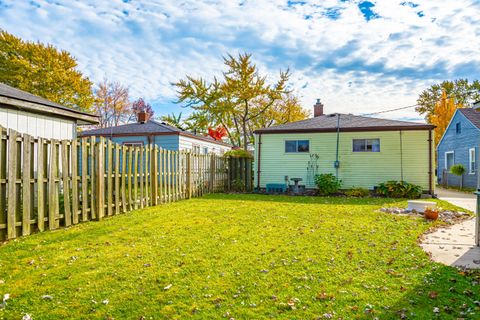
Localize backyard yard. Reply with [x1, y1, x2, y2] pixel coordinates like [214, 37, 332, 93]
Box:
[0, 194, 479, 319]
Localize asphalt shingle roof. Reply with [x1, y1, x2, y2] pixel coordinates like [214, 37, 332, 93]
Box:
[254, 113, 434, 133]
[458, 108, 480, 129]
[0, 83, 93, 117]
[80, 120, 231, 146]
[80, 120, 182, 136]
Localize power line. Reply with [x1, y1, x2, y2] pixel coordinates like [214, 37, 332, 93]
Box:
[360, 104, 418, 116]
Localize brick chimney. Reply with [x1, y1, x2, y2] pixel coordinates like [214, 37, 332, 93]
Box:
[313, 99, 324, 117]
[137, 111, 147, 123]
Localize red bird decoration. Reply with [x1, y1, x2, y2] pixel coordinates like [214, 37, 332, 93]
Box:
[208, 126, 227, 141]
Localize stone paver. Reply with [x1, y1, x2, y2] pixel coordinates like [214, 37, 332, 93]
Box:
[419, 188, 479, 269]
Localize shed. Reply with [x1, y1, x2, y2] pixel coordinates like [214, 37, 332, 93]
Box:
[0, 83, 98, 139]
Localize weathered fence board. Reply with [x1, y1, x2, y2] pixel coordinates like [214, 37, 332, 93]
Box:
[0, 126, 252, 241]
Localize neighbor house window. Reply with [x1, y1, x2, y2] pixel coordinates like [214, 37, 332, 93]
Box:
[192, 145, 200, 153]
[122, 141, 144, 147]
[469, 148, 476, 174]
[445, 151, 454, 170]
[203, 147, 208, 154]
[456, 122, 461, 134]
[285, 140, 309, 153]
[352, 139, 380, 152]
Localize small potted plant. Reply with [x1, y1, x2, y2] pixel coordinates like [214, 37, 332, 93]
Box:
[424, 207, 439, 220]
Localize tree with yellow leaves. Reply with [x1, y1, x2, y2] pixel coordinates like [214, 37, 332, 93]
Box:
[428, 90, 463, 146]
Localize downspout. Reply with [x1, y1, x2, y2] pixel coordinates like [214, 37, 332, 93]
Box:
[428, 129, 433, 196]
[334, 114, 341, 178]
[257, 133, 262, 190]
[399, 130, 404, 181]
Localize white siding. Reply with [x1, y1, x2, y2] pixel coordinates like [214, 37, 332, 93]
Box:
[0, 108, 75, 139]
[178, 135, 231, 155]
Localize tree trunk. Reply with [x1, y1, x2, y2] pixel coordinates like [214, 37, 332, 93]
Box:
[242, 120, 248, 151]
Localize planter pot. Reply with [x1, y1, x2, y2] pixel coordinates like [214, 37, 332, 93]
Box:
[424, 209, 439, 220]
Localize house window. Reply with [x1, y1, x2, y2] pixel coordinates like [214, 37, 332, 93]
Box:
[445, 151, 454, 170]
[285, 140, 309, 153]
[192, 144, 200, 153]
[203, 147, 208, 154]
[456, 122, 461, 134]
[122, 141, 144, 147]
[352, 139, 380, 152]
[469, 148, 476, 174]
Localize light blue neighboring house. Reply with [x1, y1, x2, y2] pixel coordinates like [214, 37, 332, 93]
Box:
[437, 104, 480, 189]
[79, 117, 232, 155]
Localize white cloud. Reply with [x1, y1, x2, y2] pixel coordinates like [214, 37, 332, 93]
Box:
[0, 0, 479, 121]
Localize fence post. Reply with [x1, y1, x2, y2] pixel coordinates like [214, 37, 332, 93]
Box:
[90, 136, 96, 220]
[71, 139, 79, 224]
[114, 143, 120, 215]
[186, 152, 192, 199]
[152, 146, 158, 205]
[121, 145, 127, 213]
[106, 139, 113, 216]
[81, 138, 88, 221]
[22, 134, 32, 236]
[209, 154, 215, 193]
[246, 157, 252, 192]
[7, 129, 17, 239]
[48, 139, 58, 230]
[37, 137, 45, 231]
[96, 137, 105, 220]
[61, 140, 72, 227]
[0, 126, 6, 240]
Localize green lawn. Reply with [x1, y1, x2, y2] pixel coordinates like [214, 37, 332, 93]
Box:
[0, 194, 478, 319]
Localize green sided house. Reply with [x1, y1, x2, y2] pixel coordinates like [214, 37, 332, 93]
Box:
[253, 100, 435, 195]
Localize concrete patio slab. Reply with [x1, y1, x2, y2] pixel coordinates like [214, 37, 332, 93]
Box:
[420, 187, 479, 269]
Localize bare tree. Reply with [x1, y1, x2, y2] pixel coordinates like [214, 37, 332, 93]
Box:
[93, 79, 130, 128]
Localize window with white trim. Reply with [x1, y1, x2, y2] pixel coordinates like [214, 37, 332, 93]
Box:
[469, 148, 476, 174]
[352, 139, 380, 152]
[285, 140, 309, 153]
[445, 151, 454, 170]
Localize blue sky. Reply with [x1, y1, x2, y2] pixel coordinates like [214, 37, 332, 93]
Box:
[1, 0, 480, 121]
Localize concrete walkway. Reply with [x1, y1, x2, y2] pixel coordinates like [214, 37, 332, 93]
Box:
[420, 188, 479, 269]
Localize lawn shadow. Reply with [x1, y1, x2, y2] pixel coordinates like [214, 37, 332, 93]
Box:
[375, 263, 480, 319]
[452, 246, 480, 269]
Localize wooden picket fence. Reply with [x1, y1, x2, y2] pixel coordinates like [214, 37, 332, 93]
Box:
[0, 127, 252, 241]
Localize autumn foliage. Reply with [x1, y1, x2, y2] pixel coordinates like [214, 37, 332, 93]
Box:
[208, 126, 227, 141]
[428, 90, 462, 146]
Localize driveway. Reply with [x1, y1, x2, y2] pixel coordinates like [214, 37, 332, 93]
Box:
[435, 187, 476, 211]
[420, 187, 479, 269]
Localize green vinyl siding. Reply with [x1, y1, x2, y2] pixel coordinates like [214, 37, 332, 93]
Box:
[254, 130, 433, 191]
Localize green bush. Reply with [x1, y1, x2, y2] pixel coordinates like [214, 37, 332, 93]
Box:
[224, 149, 253, 158]
[450, 164, 466, 176]
[345, 187, 370, 197]
[315, 173, 342, 196]
[376, 180, 422, 198]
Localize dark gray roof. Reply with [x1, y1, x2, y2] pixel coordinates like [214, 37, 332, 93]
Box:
[254, 113, 434, 133]
[459, 108, 480, 129]
[0, 83, 93, 117]
[0, 83, 98, 124]
[80, 120, 232, 146]
[81, 120, 182, 136]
